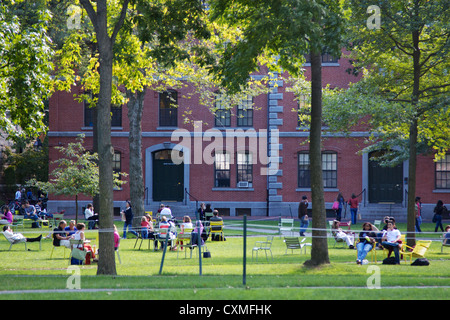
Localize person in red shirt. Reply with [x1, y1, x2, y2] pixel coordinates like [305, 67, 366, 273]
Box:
[348, 193, 359, 224]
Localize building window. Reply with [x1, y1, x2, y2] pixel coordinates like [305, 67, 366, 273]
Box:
[298, 151, 337, 188]
[436, 154, 450, 189]
[304, 53, 339, 64]
[84, 102, 122, 127]
[298, 152, 311, 188]
[322, 152, 337, 188]
[159, 90, 178, 127]
[237, 151, 253, 183]
[297, 94, 310, 127]
[113, 151, 121, 177]
[111, 105, 122, 127]
[84, 101, 94, 127]
[215, 151, 230, 187]
[237, 95, 253, 127]
[214, 93, 231, 127]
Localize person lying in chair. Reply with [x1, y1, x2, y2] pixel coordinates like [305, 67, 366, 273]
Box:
[331, 220, 355, 249]
[3, 225, 42, 243]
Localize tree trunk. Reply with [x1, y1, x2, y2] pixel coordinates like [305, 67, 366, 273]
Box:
[304, 51, 330, 267]
[407, 27, 422, 247]
[127, 87, 146, 225]
[92, 0, 116, 276]
[407, 119, 418, 247]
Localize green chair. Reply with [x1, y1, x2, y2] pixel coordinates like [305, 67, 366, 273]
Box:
[12, 215, 25, 231]
[252, 236, 274, 262]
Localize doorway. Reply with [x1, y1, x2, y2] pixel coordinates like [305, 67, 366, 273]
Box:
[368, 150, 403, 203]
[152, 150, 184, 202]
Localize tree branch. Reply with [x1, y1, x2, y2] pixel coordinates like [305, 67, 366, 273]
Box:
[80, 0, 99, 35]
[111, 0, 130, 45]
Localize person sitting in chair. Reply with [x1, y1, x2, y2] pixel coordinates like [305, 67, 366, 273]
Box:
[356, 222, 377, 264]
[331, 220, 355, 249]
[443, 225, 450, 245]
[3, 225, 42, 244]
[210, 210, 225, 241]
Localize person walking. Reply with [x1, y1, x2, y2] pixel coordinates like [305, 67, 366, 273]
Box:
[348, 193, 359, 225]
[121, 201, 138, 239]
[298, 195, 309, 237]
[415, 196, 422, 233]
[433, 200, 447, 232]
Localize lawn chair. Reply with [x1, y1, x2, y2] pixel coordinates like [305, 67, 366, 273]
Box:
[134, 230, 153, 250]
[382, 234, 406, 259]
[441, 235, 450, 253]
[209, 220, 224, 241]
[3, 233, 27, 251]
[50, 244, 67, 259]
[279, 218, 295, 236]
[252, 236, 274, 262]
[400, 240, 432, 264]
[373, 220, 382, 230]
[176, 228, 196, 259]
[11, 215, 25, 231]
[284, 237, 311, 255]
[328, 220, 352, 248]
[51, 213, 65, 228]
[204, 211, 214, 222]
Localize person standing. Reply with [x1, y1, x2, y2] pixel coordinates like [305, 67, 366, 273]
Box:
[415, 196, 422, 233]
[298, 195, 309, 237]
[348, 194, 359, 225]
[335, 193, 345, 221]
[433, 200, 447, 232]
[121, 201, 138, 239]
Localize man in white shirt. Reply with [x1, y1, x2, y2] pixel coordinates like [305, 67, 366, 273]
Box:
[15, 189, 21, 201]
[160, 206, 172, 220]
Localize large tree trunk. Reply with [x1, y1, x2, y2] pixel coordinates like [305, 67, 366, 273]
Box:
[96, 32, 116, 276]
[407, 119, 418, 247]
[406, 28, 422, 248]
[127, 87, 146, 224]
[304, 51, 330, 267]
[81, 0, 129, 276]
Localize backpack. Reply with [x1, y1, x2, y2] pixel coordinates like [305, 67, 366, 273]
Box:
[382, 256, 397, 265]
[411, 258, 429, 266]
[332, 201, 339, 210]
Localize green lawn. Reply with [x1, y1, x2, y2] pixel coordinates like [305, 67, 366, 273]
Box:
[0, 220, 449, 300]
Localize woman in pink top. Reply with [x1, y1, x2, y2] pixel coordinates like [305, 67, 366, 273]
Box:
[113, 225, 120, 250]
[1, 206, 13, 225]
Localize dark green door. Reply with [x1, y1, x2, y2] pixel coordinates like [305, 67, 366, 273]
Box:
[153, 150, 184, 202]
[368, 151, 403, 203]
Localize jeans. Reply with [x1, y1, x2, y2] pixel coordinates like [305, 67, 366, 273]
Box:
[435, 215, 444, 232]
[415, 216, 422, 232]
[299, 218, 309, 235]
[382, 241, 400, 264]
[336, 208, 342, 221]
[356, 242, 373, 261]
[141, 228, 149, 239]
[350, 208, 358, 224]
[123, 222, 138, 238]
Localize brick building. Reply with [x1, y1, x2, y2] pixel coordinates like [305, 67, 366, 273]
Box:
[47, 52, 450, 221]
